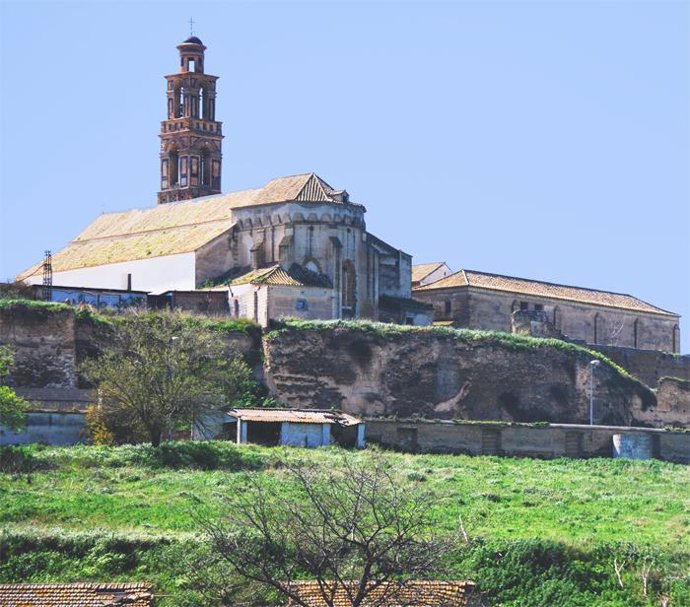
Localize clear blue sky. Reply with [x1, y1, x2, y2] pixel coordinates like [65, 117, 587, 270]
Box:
[1, 1, 688, 351]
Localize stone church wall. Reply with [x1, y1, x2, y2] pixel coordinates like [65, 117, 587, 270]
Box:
[266, 285, 335, 324]
[414, 286, 679, 353]
[196, 230, 234, 287]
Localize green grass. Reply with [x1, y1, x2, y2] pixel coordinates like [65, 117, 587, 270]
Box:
[1, 443, 688, 605]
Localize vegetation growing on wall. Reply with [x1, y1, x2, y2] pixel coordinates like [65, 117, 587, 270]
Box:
[267, 319, 643, 384]
[0, 346, 28, 430]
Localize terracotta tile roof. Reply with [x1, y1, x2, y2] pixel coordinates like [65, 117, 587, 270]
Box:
[228, 408, 362, 426]
[411, 263, 446, 284]
[229, 263, 333, 288]
[0, 583, 154, 607]
[17, 174, 352, 279]
[252, 173, 345, 205]
[413, 269, 677, 317]
[287, 580, 476, 607]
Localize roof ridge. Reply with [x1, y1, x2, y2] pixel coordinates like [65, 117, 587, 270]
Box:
[295, 172, 333, 202]
[462, 268, 652, 301]
[87, 188, 260, 219]
[74, 218, 235, 243]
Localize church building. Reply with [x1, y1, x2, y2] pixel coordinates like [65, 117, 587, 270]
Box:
[18, 37, 429, 327]
[412, 264, 681, 353]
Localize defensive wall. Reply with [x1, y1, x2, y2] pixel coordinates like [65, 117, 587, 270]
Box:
[1, 304, 689, 430]
[263, 322, 689, 428]
[591, 344, 690, 388]
[365, 419, 690, 465]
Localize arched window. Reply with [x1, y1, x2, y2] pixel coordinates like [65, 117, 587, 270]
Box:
[167, 98, 174, 119]
[553, 306, 562, 331]
[672, 325, 680, 354]
[304, 259, 320, 273]
[199, 87, 205, 119]
[178, 86, 186, 117]
[342, 260, 356, 314]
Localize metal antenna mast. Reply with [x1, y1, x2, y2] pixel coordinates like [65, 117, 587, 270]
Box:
[42, 250, 53, 301]
[189, 17, 195, 36]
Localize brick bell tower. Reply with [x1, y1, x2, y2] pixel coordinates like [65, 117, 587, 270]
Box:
[158, 36, 223, 204]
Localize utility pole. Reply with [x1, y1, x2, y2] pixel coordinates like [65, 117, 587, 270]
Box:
[589, 359, 600, 425]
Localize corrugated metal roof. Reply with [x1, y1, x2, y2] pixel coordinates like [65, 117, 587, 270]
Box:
[414, 269, 677, 317]
[287, 580, 476, 607]
[227, 408, 362, 426]
[0, 583, 154, 607]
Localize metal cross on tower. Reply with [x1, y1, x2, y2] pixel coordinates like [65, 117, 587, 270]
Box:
[189, 17, 195, 36]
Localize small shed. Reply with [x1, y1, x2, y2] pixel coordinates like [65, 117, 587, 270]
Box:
[197, 408, 365, 448]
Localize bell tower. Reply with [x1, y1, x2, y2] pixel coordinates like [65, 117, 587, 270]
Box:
[158, 36, 223, 204]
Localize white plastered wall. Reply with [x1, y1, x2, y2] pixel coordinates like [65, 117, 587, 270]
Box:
[25, 253, 197, 293]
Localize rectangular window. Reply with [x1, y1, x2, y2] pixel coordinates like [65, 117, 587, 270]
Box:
[520, 301, 529, 311]
[190, 156, 199, 186]
[444, 300, 452, 315]
[179, 156, 188, 187]
[212, 159, 221, 189]
[534, 303, 544, 312]
[161, 159, 169, 189]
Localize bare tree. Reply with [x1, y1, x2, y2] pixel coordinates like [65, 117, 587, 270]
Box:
[197, 455, 458, 607]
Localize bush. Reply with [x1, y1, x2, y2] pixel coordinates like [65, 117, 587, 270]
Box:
[1, 441, 269, 472]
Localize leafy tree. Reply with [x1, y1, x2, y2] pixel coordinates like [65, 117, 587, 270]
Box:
[197, 455, 458, 607]
[0, 345, 28, 431]
[82, 312, 257, 447]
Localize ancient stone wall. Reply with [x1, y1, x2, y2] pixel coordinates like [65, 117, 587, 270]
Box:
[263, 325, 658, 426]
[0, 303, 261, 393]
[2, 305, 687, 428]
[591, 345, 690, 388]
[0, 304, 77, 388]
[633, 377, 690, 428]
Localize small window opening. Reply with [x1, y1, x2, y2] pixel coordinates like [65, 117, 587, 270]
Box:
[534, 303, 544, 312]
[188, 58, 195, 72]
[444, 300, 451, 315]
[520, 301, 529, 311]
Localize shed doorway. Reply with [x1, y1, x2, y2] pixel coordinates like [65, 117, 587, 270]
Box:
[246, 421, 281, 446]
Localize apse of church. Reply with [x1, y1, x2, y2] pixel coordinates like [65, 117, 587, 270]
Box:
[158, 37, 223, 204]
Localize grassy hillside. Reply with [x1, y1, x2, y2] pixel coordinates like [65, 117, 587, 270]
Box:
[1, 443, 689, 606]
